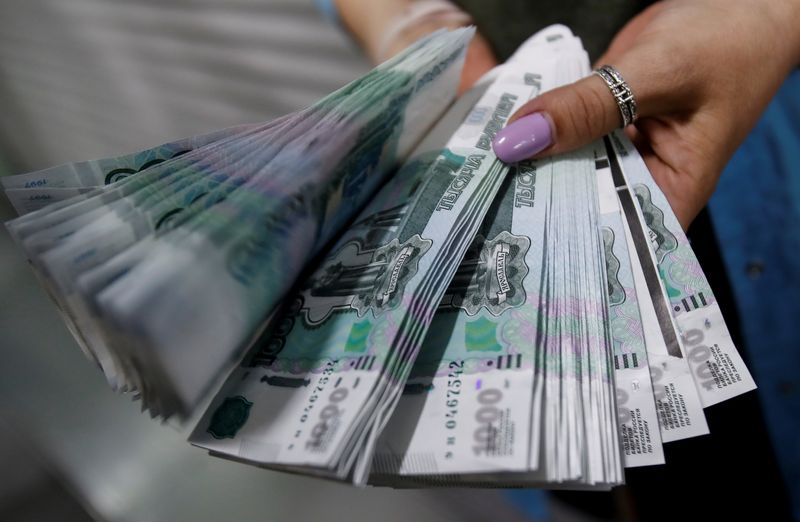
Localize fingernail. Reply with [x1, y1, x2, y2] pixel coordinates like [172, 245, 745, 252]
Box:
[492, 113, 553, 163]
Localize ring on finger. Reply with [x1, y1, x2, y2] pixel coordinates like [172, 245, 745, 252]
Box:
[593, 65, 638, 127]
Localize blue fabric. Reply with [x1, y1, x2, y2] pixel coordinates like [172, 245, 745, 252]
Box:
[709, 69, 800, 520]
[504, 489, 550, 521]
[313, 0, 342, 27]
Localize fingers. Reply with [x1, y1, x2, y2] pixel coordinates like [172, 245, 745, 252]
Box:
[492, 74, 623, 162]
[457, 33, 499, 95]
[491, 16, 686, 164]
[594, 2, 667, 67]
[626, 123, 706, 231]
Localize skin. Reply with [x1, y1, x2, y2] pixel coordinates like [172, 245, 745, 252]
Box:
[336, 0, 800, 229]
[335, 0, 497, 94]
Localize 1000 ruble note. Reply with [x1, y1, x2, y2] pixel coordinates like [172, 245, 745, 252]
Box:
[609, 132, 756, 407]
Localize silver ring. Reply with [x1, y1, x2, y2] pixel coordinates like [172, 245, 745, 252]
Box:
[593, 65, 638, 127]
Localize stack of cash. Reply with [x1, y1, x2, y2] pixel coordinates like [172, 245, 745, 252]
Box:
[3, 26, 756, 489]
[3, 28, 473, 419]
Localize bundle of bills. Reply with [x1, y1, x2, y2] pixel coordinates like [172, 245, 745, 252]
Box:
[2, 25, 756, 489]
[4, 28, 473, 419]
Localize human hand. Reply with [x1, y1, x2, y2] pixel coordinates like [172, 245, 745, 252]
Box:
[492, 0, 800, 229]
[380, 25, 497, 95]
[456, 32, 498, 95]
[334, 0, 498, 95]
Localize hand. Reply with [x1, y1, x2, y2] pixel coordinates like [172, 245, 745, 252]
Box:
[334, 0, 498, 95]
[380, 23, 497, 95]
[492, 0, 800, 229]
[456, 32, 498, 95]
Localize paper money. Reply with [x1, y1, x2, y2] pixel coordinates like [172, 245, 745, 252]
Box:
[5, 28, 476, 417]
[368, 32, 623, 487]
[600, 137, 709, 443]
[2, 24, 756, 490]
[608, 132, 756, 407]
[190, 36, 548, 484]
[594, 144, 665, 464]
[1, 122, 261, 214]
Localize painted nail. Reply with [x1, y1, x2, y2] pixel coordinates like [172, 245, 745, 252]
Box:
[492, 112, 553, 163]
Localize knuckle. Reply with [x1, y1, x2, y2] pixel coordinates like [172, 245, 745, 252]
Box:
[561, 86, 604, 141]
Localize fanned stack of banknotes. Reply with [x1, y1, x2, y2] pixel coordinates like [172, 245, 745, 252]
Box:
[3, 25, 757, 489]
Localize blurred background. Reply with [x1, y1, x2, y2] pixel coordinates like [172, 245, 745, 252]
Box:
[0, 1, 797, 521]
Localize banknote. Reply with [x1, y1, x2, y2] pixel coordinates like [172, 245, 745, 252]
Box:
[370, 144, 624, 487]
[5, 28, 476, 418]
[594, 144, 665, 466]
[190, 48, 549, 483]
[1, 122, 265, 214]
[370, 55, 564, 480]
[370, 32, 623, 487]
[608, 132, 756, 407]
[601, 137, 709, 443]
[6, 81, 368, 395]
[1, 23, 758, 490]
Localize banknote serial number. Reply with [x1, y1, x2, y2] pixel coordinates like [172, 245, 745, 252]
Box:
[298, 361, 336, 424]
[442, 361, 505, 459]
[443, 361, 464, 432]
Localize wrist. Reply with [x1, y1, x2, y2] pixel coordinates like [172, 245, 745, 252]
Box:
[791, 1, 800, 64]
[373, 0, 473, 62]
[766, 0, 800, 66]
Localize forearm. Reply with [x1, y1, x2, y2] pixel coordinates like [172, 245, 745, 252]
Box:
[764, 0, 800, 67]
[334, 0, 474, 62]
[786, 0, 800, 65]
[334, 0, 409, 61]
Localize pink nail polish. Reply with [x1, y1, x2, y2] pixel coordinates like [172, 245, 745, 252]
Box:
[492, 113, 553, 163]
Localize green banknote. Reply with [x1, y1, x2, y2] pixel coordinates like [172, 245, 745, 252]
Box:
[189, 52, 546, 482]
[2, 122, 263, 213]
[5, 28, 476, 418]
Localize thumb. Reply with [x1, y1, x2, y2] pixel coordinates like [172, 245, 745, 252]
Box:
[492, 73, 625, 162]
